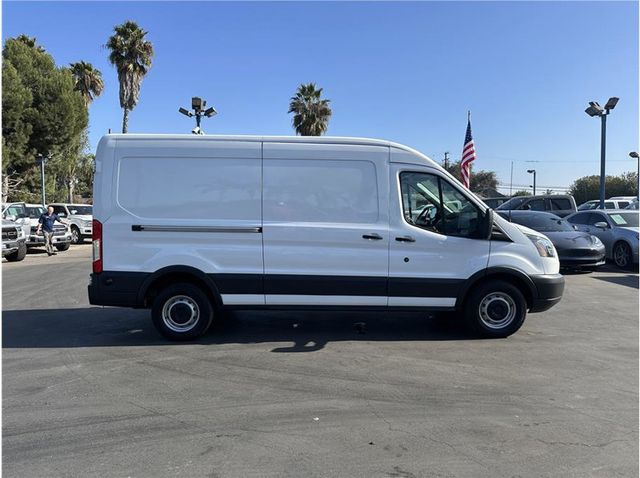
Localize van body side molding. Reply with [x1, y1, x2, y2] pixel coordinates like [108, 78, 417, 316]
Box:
[131, 225, 262, 233]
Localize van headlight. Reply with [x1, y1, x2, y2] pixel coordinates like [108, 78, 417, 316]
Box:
[526, 234, 556, 257]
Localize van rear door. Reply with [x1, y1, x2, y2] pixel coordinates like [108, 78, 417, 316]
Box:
[262, 143, 389, 306]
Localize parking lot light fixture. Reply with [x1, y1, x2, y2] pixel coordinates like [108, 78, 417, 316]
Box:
[585, 97, 619, 209]
[178, 97, 217, 135]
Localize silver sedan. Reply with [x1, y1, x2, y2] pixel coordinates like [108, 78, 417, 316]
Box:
[565, 210, 639, 269]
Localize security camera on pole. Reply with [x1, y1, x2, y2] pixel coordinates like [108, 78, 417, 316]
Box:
[585, 97, 619, 209]
[179, 97, 217, 135]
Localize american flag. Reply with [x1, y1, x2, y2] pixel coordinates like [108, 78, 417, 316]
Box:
[460, 113, 476, 189]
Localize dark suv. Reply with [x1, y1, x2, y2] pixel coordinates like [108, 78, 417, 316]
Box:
[496, 195, 577, 218]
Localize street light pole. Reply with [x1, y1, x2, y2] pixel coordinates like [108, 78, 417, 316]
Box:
[585, 97, 618, 209]
[527, 169, 536, 195]
[630, 151, 639, 201]
[35, 153, 48, 206]
[599, 113, 607, 209]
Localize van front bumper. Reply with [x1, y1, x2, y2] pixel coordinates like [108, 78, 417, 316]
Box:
[529, 273, 565, 312]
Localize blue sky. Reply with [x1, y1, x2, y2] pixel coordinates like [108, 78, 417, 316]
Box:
[3, 1, 638, 193]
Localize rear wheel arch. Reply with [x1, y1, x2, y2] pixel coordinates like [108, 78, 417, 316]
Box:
[140, 266, 222, 309]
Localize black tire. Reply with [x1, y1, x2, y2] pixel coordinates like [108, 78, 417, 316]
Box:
[70, 226, 82, 244]
[56, 243, 71, 252]
[151, 282, 214, 341]
[464, 280, 527, 338]
[612, 241, 633, 270]
[5, 242, 27, 262]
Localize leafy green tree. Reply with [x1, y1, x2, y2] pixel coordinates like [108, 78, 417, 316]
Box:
[442, 159, 498, 194]
[288, 83, 332, 136]
[511, 190, 532, 197]
[106, 21, 154, 133]
[2, 36, 88, 202]
[569, 172, 638, 205]
[69, 61, 104, 106]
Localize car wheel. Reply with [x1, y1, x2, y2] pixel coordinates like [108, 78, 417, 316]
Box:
[5, 242, 27, 262]
[55, 243, 70, 252]
[464, 280, 527, 338]
[70, 226, 82, 244]
[613, 241, 632, 269]
[151, 283, 214, 341]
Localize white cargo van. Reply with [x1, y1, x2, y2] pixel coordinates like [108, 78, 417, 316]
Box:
[88, 135, 564, 340]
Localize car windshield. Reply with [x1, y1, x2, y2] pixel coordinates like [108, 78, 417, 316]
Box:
[578, 202, 597, 211]
[607, 212, 639, 227]
[68, 205, 92, 215]
[496, 197, 528, 210]
[511, 215, 575, 232]
[26, 206, 45, 218]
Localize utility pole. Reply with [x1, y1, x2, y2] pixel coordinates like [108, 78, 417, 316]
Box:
[443, 151, 450, 170]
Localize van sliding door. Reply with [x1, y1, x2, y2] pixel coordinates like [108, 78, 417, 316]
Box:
[262, 143, 390, 306]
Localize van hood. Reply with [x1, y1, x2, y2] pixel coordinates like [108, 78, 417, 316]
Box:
[512, 223, 551, 239]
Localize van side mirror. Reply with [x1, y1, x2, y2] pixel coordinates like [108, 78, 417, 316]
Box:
[480, 208, 494, 240]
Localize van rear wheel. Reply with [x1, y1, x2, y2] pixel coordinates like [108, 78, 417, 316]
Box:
[151, 283, 214, 341]
[464, 280, 527, 338]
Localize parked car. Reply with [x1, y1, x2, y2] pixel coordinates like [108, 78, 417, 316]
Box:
[3, 202, 72, 251]
[49, 203, 93, 244]
[625, 198, 638, 210]
[2, 202, 31, 240]
[24, 203, 72, 251]
[496, 195, 577, 217]
[2, 219, 26, 262]
[566, 210, 639, 269]
[577, 199, 632, 210]
[497, 211, 605, 269]
[88, 134, 565, 341]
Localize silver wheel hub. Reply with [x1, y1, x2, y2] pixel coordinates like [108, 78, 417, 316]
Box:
[479, 292, 517, 329]
[162, 295, 200, 333]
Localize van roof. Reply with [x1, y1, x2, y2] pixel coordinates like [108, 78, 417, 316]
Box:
[100, 133, 429, 157]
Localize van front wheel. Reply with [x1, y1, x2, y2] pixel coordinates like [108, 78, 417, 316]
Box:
[464, 280, 527, 338]
[151, 283, 214, 341]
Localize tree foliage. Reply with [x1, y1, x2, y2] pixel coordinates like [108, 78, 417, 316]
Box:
[511, 190, 532, 197]
[106, 21, 154, 133]
[442, 160, 498, 195]
[569, 172, 638, 205]
[70, 61, 104, 105]
[288, 83, 332, 136]
[2, 36, 89, 202]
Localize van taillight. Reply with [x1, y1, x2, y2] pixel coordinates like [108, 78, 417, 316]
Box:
[92, 219, 103, 273]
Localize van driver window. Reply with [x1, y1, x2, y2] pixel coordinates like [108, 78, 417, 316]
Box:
[400, 172, 483, 238]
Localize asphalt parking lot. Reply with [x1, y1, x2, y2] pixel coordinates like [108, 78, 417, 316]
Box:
[2, 246, 638, 478]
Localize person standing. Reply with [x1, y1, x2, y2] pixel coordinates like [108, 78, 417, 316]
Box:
[36, 205, 69, 256]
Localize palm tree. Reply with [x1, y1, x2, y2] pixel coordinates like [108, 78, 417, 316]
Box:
[288, 83, 332, 136]
[105, 21, 154, 133]
[69, 61, 104, 106]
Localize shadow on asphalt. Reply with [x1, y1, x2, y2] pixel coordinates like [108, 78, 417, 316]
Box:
[593, 274, 639, 289]
[2, 308, 481, 351]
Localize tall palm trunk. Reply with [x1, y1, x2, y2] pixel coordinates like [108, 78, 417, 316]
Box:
[122, 108, 129, 133]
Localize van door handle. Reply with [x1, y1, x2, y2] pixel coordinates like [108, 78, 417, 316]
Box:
[362, 233, 383, 240]
[395, 235, 416, 243]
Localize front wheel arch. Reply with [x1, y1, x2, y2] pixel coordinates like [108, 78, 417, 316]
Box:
[456, 269, 534, 312]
